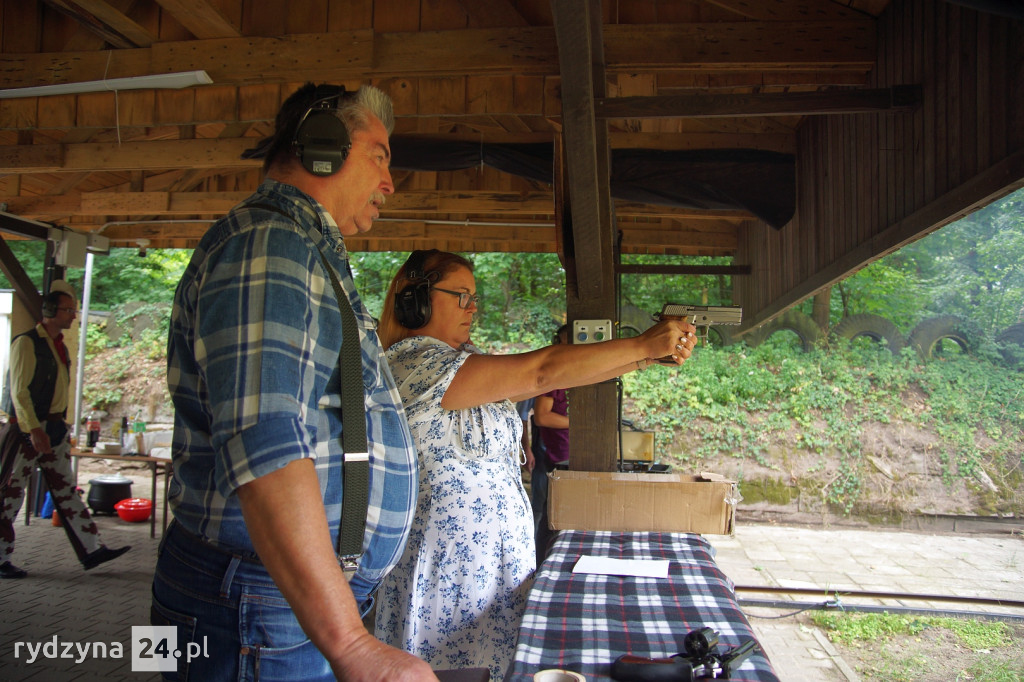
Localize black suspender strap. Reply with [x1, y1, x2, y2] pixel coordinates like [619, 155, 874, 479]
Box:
[317, 253, 369, 560]
[243, 202, 369, 561]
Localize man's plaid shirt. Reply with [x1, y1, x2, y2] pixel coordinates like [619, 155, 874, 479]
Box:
[166, 178, 417, 595]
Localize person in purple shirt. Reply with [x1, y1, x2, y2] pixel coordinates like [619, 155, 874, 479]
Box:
[533, 324, 570, 558]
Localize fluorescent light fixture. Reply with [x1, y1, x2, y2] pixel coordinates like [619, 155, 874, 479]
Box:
[0, 70, 213, 99]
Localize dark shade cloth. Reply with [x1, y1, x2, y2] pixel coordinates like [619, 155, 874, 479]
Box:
[505, 530, 779, 682]
[389, 138, 795, 229]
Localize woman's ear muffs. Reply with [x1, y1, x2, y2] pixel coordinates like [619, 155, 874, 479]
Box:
[394, 250, 439, 329]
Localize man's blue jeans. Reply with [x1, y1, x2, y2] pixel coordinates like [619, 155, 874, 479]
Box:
[151, 521, 334, 681]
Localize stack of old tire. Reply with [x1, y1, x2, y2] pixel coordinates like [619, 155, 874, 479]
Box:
[996, 321, 1024, 369]
[739, 310, 1024, 369]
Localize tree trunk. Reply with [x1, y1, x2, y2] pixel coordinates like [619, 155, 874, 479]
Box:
[812, 286, 832, 334]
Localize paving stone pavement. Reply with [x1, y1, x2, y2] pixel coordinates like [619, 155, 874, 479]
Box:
[0, 487, 162, 682]
[2, 466, 1022, 681]
[707, 524, 1024, 681]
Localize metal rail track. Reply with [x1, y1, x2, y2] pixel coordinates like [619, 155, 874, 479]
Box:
[734, 585, 1024, 622]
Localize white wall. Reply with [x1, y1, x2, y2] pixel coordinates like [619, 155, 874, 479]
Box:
[0, 291, 11, 401]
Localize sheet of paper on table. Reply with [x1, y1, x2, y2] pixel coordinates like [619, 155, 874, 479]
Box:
[572, 555, 670, 578]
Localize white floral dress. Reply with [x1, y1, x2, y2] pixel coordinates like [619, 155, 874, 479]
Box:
[376, 336, 536, 680]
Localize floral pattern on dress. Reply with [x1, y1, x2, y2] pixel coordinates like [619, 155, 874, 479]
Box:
[376, 336, 536, 680]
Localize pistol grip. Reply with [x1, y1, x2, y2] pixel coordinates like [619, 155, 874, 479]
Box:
[611, 654, 694, 681]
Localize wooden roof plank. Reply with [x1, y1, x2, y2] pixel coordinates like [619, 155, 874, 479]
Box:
[0, 137, 257, 172]
[596, 86, 921, 119]
[0, 22, 876, 90]
[40, 0, 156, 47]
[151, 0, 241, 38]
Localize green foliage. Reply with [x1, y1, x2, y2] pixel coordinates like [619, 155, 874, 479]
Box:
[811, 611, 1012, 649]
[618, 254, 737, 313]
[0, 246, 189, 310]
[82, 384, 123, 412]
[812, 611, 1023, 682]
[840, 187, 1024, 335]
[622, 336, 1022, 515]
[0, 242, 47, 289]
[350, 251, 411, 321]
[85, 249, 191, 309]
[462, 252, 568, 348]
[111, 302, 173, 358]
[84, 320, 112, 354]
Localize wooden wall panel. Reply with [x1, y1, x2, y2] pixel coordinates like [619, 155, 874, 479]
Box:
[735, 0, 1024, 330]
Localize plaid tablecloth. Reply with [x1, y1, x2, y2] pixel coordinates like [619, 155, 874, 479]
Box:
[506, 530, 778, 681]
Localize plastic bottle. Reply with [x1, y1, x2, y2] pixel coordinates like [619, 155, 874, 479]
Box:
[133, 411, 147, 455]
[120, 416, 131, 453]
[86, 411, 101, 448]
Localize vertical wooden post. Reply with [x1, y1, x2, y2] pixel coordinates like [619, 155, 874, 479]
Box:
[551, 0, 619, 471]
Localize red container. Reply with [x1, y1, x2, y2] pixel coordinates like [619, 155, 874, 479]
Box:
[114, 497, 152, 523]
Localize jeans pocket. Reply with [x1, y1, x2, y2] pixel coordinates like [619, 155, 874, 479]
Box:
[239, 591, 334, 681]
[151, 599, 198, 681]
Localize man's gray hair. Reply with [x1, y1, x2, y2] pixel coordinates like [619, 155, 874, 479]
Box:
[339, 85, 395, 136]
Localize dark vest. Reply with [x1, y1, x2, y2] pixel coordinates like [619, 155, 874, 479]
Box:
[1, 328, 68, 423]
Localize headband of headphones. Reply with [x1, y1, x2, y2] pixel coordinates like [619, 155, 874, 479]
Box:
[405, 249, 437, 283]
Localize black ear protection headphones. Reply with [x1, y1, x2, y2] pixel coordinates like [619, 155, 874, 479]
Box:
[292, 85, 351, 177]
[41, 292, 63, 318]
[394, 250, 441, 329]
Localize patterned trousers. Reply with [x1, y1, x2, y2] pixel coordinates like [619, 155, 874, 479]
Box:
[0, 421, 102, 562]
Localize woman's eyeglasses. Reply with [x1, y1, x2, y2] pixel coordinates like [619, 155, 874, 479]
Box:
[432, 286, 480, 309]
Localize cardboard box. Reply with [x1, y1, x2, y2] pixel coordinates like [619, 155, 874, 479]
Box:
[548, 470, 736, 535]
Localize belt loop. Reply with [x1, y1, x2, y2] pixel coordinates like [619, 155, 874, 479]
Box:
[220, 556, 241, 598]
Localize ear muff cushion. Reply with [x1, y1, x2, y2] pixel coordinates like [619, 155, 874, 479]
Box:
[394, 281, 431, 329]
[294, 108, 351, 176]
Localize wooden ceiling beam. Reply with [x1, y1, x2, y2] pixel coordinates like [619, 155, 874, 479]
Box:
[0, 138, 258, 172]
[1, 108, 795, 152]
[0, 22, 875, 90]
[596, 86, 922, 119]
[39, 0, 156, 48]
[1, 189, 752, 222]
[702, 0, 866, 21]
[151, 0, 242, 39]
[89, 218, 738, 256]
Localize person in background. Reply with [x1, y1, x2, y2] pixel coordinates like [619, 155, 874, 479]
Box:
[531, 323, 571, 560]
[516, 396, 547, 523]
[0, 282, 131, 578]
[152, 83, 436, 681]
[374, 249, 698, 679]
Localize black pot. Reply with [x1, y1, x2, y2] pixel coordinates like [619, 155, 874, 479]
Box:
[87, 475, 133, 514]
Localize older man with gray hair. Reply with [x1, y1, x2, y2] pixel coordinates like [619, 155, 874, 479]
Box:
[153, 83, 436, 681]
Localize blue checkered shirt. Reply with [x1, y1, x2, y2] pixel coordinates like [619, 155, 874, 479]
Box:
[166, 178, 417, 594]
